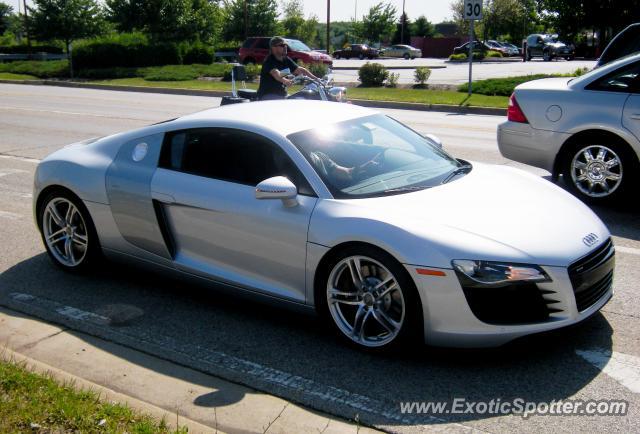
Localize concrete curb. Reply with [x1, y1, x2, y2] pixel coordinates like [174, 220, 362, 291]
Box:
[0, 79, 506, 116]
[1, 347, 216, 434]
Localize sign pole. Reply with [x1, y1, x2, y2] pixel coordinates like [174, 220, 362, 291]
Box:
[468, 20, 473, 96]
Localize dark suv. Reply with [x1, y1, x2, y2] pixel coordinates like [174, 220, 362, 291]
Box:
[239, 37, 333, 66]
[332, 44, 379, 60]
[525, 34, 574, 61]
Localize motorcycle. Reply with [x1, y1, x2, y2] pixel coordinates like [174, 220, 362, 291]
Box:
[220, 64, 348, 106]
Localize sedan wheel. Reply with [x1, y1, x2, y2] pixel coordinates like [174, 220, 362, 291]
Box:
[323, 248, 419, 350]
[39, 191, 99, 271]
[563, 143, 631, 203]
[543, 50, 551, 61]
[403, 53, 410, 59]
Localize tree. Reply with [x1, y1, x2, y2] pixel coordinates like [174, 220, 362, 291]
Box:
[356, 1, 396, 45]
[106, 0, 222, 43]
[0, 1, 12, 35]
[412, 15, 435, 38]
[221, 0, 280, 42]
[392, 12, 410, 44]
[29, 0, 105, 75]
[451, 0, 537, 43]
[281, 0, 317, 45]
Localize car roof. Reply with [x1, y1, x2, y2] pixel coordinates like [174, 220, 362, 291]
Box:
[177, 100, 377, 136]
[569, 51, 640, 89]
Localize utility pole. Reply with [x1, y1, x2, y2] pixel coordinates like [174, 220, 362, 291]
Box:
[401, 0, 406, 44]
[23, 0, 31, 53]
[326, 0, 330, 53]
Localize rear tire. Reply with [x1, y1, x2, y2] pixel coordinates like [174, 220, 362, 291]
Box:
[38, 189, 101, 272]
[561, 137, 638, 205]
[403, 53, 410, 59]
[543, 50, 551, 61]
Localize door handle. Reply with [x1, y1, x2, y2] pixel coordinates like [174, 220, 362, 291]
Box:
[630, 113, 640, 120]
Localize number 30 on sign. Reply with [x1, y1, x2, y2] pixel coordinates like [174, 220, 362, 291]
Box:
[464, 0, 483, 20]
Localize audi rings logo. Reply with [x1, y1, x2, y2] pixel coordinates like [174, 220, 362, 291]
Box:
[583, 233, 599, 247]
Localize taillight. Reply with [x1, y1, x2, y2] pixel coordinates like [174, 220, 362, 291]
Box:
[507, 93, 528, 123]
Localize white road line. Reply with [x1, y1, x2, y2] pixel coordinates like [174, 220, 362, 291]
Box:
[576, 348, 640, 394]
[0, 168, 29, 177]
[616, 246, 640, 256]
[0, 105, 139, 120]
[0, 154, 41, 164]
[0, 210, 22, 220]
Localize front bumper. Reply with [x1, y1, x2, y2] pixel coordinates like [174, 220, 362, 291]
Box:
[405, 256, 613, 348]
[497, 121, 571, 173]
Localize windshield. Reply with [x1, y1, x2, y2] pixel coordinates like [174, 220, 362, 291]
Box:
[542, 35, 558, 43]
[286, 39, 311, 51]
[287, 114, 466, 198]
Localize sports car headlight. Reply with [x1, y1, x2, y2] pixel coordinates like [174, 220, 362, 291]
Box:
[452, 260, 551, 287]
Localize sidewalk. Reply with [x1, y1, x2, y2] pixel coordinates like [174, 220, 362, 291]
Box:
[0, 306, 379, 433]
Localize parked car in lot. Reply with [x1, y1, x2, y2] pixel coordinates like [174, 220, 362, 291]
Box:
[501, 41, 522, 56]
[452, 40, 491, 55]
[35, 100, 614, 351]
[239, 37, 332, 66]
[332, 44, 379, 60]
[498, 52, 640, 204]
[379, 44, 422, 59]
[485, 40, 512, 56]
[525, 34, 574, 61]
[597, 23, 640, 67]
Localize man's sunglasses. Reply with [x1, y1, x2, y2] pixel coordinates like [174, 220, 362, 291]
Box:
[274, 44, 287, 47]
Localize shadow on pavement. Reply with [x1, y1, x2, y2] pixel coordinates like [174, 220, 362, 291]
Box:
[0, 252, 615, 428]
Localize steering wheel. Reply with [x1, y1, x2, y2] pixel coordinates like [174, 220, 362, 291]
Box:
[353, 150, 385, 180]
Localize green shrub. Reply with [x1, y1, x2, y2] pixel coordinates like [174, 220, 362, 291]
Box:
[182, 42, 214, 65]
[414, 66, 431, 86]
[472, 51, 486, 60]
[449, 53, 467, 61]
[386, 72, 399, 87]
[298, 61, 328, 79]
[458, 74, 553, 96]
[573, 67, 589, 76]
[486, 50, 503, 58]
[0, 60, 68, 78]
[76, 67, 140, 79]
[221, 63, 259, 81]
[358, 62, 388, 87]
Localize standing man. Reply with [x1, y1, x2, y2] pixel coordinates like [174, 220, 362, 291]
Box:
[257, 36, 319, 100]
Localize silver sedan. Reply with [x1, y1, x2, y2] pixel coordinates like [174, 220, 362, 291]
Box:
[34, 100, 613, 351]
[498, 52, 640, 204]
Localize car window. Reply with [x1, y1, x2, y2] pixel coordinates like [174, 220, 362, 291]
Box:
[242, 38, 255, 49]
[586, 61, 640, 93]
[285, 39, 311, 51]
[255, 38, 269, 49]
[159, 128, 315, 195]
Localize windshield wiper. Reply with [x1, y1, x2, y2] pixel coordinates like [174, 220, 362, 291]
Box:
[441, 165, 472, 184]
[382, 186, 428, 194]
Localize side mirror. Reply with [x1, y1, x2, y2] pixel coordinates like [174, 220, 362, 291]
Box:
[424, 133, 443, 149]
[255, 176, 298, 207]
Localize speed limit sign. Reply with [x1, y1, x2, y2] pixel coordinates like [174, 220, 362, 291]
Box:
[464, 0, 483, 20]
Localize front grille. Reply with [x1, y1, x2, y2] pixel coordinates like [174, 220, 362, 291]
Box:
[568, 239, 615, 312]
[462, 283, 550, 325]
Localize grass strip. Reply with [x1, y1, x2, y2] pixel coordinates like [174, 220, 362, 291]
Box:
[89, 78, 509, 108]
[0, 358, 186, 433]
[0, 72, 39, 80]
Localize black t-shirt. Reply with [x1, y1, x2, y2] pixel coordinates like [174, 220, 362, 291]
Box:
[257, 55, 298, 99]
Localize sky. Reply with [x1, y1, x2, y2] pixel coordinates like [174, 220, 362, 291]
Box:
[7, 0, 455, 24]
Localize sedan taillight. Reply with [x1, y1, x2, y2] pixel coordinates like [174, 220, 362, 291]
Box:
[507, 93, 528, 123]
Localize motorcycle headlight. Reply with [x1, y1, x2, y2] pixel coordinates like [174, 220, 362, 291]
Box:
[452, 260, 550, 287]
[329, 86, 347, 102]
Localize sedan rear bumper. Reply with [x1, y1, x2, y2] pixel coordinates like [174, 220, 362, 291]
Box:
[497, 121, 571, 173]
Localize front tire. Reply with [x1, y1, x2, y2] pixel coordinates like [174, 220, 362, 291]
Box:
[317, 245, 421, 351]
[38, 190, 100, 272]
[543, 50, 552, 61]
[403, 53, 410, 59]
[561, 139, 638, 204]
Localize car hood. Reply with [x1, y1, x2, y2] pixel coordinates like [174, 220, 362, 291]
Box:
[330, 163, 609, 267]
[307, 50, 332, 60]
[548, 42, 568, 48]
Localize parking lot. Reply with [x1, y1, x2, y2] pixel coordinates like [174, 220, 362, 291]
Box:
[330, 57, 597, 85]
[1, 84, 639, 433]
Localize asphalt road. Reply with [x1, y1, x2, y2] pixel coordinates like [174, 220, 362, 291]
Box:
[1, 84, 639, 433]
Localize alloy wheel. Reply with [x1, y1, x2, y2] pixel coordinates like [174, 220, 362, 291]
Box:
[42, 197, 89, 267]
[570, 145, 623, 198]
[326, 255, 405, 348]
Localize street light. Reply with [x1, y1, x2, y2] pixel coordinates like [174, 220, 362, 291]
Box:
[400, 0, 406, 44]
[326, 0, 330, 53]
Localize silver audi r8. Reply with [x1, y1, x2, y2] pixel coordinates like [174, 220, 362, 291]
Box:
[34, 100, 615, 351]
